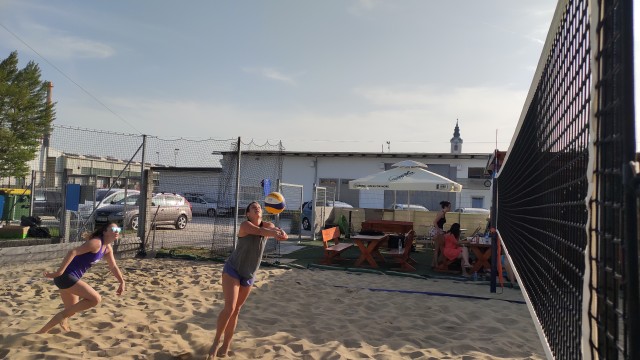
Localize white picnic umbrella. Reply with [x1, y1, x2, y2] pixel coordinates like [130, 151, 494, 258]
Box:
[348, 160, 462, 192]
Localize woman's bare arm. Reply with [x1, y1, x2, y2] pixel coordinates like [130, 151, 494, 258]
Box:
[44, 239, 101, 278]
[104, 245, 125, 295]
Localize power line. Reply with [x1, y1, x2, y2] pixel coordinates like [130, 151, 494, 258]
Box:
[0, 22, 142, 134]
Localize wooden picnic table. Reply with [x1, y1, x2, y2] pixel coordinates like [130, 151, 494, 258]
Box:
[469, 243, 492, 273]
[351, 234, 389, 268]
[361, 220, 413, 234]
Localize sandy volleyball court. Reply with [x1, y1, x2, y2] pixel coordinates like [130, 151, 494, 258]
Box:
[0, 258, 545, 359]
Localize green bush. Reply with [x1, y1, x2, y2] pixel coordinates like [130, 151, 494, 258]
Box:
[337, 215, 348, 236]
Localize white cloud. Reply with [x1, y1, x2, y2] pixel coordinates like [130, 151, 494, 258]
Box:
[242, 67, 297, 85]
[355, 0, 379, 10]
[347, 0, 389, 17]
[1, 21, 114, 60]
[350, 84, 527, 151]
[55, 84, 524, 155]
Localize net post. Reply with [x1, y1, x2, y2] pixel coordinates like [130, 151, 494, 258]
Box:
[232, 137, 241, 249]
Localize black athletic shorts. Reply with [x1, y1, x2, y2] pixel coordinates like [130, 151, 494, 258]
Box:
[53, 273, 80, 289]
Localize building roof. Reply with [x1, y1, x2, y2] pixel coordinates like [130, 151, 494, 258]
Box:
[151, 166, 222, 172]
[221, 150, 490, 160]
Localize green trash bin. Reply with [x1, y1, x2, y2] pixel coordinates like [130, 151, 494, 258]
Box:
[1, 191, 31, 221]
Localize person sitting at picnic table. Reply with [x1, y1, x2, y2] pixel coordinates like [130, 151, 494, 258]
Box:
[443, 223, 473, 276]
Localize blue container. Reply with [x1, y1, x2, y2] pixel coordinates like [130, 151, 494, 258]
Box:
[0, 195, 4, 219]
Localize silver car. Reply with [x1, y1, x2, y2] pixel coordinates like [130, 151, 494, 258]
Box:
[184, 195, 219, 217]
[95, 193, 192, 230]
[79, 189, 140, 219]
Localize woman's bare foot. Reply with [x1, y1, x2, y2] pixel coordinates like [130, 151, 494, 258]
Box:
[59, 318, 70, 332]
[206, 342, 218, 360]
[216, 345, 231, 358]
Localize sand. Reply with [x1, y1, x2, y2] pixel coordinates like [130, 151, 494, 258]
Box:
[0, 258, 545, 359]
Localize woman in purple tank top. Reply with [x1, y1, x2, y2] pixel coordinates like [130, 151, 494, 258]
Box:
[36, 222, 126, 334]
[207, 201, 288, 359]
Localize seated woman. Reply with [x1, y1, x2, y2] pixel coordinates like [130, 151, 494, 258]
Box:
[442, 223, 473, 276]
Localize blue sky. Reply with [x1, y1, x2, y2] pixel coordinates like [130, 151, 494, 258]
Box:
[1, 0, 638, 153]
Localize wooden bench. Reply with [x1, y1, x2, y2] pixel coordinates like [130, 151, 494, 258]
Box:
[320, 227, 354, 265]
[381, 230, 417, 271]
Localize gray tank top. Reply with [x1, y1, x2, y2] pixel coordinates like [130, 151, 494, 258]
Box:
[227, 233, 267, 279]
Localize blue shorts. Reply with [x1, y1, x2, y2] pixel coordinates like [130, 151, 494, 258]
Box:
[53, 273, 80, 289]
[223, 262, 255, 287]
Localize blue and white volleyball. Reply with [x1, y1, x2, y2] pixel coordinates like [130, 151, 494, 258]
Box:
[264, 192, 286, 214]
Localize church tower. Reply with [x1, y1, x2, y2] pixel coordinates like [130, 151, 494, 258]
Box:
[450, 119, 463, 154]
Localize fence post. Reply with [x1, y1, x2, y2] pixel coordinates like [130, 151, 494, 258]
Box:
[490, 175, 498, 293]
[138, 135, 147, 244]
[29, 170, 35, 217]
[60, 170, 69, 243]
[232, 137, 241, 249]
[138, 169, 154, 255]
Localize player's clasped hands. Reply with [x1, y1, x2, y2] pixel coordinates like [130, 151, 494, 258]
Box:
[275, 229, 288, 240]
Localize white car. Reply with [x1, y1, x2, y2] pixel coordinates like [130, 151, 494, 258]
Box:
[79, 189, 140, 219]
[390, 203, 429, 211]
[184, 195, 220, 217]
[301, 200, 353, 230]
[453, 207, 490, 214]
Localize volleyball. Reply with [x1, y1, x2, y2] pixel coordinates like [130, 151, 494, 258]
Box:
[264, 192, 286, 214]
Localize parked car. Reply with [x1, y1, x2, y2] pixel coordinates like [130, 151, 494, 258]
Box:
[79, 189, 140, 219]
[94, 193, 192, 230]
[301, 200, 353, 231]
[32, 189, 63, 218]
[183, 194, 220, 217]
[389, 203, 429, 211]
[453, 207, 490, 214]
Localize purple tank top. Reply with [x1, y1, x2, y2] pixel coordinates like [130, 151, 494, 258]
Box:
[65, 238, 107, 279]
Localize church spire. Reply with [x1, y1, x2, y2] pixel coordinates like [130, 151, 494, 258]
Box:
[450, 119, 463, 154]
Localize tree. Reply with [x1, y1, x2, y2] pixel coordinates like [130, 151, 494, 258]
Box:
[0, 51, 55, 178]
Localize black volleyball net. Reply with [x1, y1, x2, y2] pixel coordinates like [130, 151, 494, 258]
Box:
[493, 0, 638, 359]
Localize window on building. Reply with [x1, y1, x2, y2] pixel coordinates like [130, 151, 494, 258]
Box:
[471, 197, 484, 208]
[468, 167, 485, 179]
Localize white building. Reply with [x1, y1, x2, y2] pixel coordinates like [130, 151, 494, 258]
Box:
[228, 123, 492, 211]
[235, 150, 491, 211]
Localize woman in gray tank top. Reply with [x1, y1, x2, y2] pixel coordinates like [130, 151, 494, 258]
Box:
[36, 222, 126, 334]
[207, 201, 288, 359]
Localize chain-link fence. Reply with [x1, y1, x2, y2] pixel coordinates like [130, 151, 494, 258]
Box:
[0, 126, 290, 263]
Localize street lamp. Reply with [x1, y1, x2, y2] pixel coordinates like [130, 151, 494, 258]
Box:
[174, 148, 179, 167]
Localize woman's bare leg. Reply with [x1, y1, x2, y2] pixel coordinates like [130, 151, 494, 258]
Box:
[216, 283, 252, 357]
[432, 234, 443, 267]
[504, 258, 516, 284]
[462, 247, 471, 267]
[207, 273, 240, 359]
[58, 291, 79, 331]
[36, 280, 101, 334]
